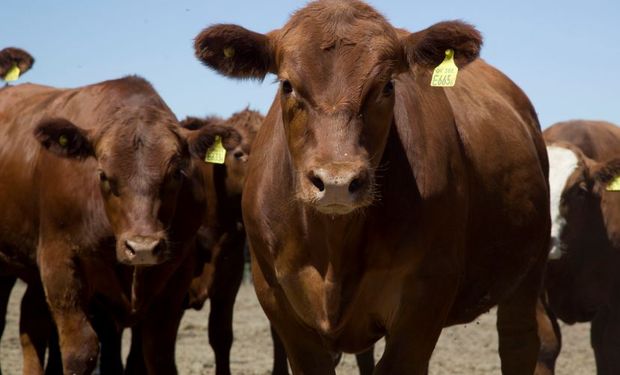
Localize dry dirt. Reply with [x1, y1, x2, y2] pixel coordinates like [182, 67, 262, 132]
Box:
[0, 280, 595, 374]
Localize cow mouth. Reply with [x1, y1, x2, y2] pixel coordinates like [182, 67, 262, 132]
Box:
[314, 203, 358, 215]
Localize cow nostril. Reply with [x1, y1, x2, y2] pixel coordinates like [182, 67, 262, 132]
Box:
[348, 177, 364, 193]
[125, 240, 136, 256]
[309, 175, 325, 192]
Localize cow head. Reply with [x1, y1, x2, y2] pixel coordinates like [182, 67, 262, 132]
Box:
[181, 108, 262, 197]
[546, 144, 620, 322]
[194, 0, 481, 215]
[34, 109, 241, 266]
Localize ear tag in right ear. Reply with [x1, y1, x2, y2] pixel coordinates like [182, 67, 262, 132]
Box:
[4, 64, 21, 82]
[205, 135, 226, 164]
[607, 175, 620, 192]
[431, 49, 458, 87]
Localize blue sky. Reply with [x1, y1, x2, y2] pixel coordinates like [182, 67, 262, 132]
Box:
[2, 0, 619, 127]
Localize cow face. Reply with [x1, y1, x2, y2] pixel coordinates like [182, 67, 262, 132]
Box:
[34, 112, 241, 266]
[194, 0, 481, 215]
[181, 109, 262, 197]
[546, 144, 620, 322]
[222, 109, 262, 196]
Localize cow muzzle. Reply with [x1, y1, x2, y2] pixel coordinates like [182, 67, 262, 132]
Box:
[118, 235, 167, 266]
[302, 164, 372, 215]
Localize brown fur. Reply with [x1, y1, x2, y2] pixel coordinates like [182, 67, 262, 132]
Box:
[0, 47, 34, 79]
[195, 1, 549, 374]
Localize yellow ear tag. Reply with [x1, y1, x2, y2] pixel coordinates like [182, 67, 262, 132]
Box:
[58, 135, 68, 147]
[4, 64, 21, 82]
[205, 135, 226, 164]
[431, 49, 458, 87]
[607, 175, 620, 192]
[223, 47, 235, 58]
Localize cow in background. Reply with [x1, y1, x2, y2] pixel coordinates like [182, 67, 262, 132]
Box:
[0, 76, 240, 374]
[538, 120, 620, 375]
[180, 109, 262, 375]
[194, 1, 550, 374]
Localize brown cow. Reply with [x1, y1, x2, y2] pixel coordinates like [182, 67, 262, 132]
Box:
[0, 76, 240, 374]
[182, 109, 262, 375]
[537, 120, 620, 374]
[194, 1, 550, 374]
[182, 111, 375, 375]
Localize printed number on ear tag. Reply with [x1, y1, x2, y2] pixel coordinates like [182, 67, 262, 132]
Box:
[205, 136, 226, 164]
[4, 64, 20, 82]
[607, 175, 620, 192]
[431, 49, 458, 87]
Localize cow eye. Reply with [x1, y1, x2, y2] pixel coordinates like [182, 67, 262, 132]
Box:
[382, 80, 394, 96]
[281, 80, 293, 95]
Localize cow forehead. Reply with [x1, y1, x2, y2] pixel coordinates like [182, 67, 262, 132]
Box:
[97, 119, 182, 174]
[277, 1, 402, 79]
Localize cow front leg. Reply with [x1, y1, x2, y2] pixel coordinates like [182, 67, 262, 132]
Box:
[39, 247, 98, 375]
[355, 346, 374, 375]
[374, 274, 458, 375]
[208, 236, 245, 375]
[20, 282, 52, 375]
[591, 282, 620, 375]
[0, 274, 16, 375]
[497, 255, 546, 375]
[534, 295, 561, 375]
[270, 324, 290, 375]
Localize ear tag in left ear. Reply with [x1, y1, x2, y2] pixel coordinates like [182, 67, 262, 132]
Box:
[607, 175, 620, 192]
[205, 135, 226, 164]
[431, 49, 458, 87]
[4, 64, 21, 82]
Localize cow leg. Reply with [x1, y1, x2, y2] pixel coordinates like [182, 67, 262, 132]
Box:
[270, 324, 289, 375]
[45, 325, 63, 375]
[20, 282, 52, 375]
[591, 283, 620, 375]
[125, 325, 148, 375]
[355, 346, 374, 375]
[208, 237, 245, 375]
[254, 266, 334, 375]
[0, 274, 16, 375]
[374, 275, 458, 375]
[91, 308, 123, 375]
[39, 248, 98, 375]
[496, 255, 546, 375]
[534, 295, 561, 375]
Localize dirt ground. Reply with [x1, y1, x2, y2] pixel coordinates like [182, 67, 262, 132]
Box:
[1, 280, 595, 374]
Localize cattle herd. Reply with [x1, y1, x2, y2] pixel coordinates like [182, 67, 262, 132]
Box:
[0, 1, 619, 375]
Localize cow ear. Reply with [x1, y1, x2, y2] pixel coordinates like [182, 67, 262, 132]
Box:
[184, 124, 242, 160]
[180, 116, 223, 131]
[592, 158, 620, 192]
[34, 118, 95, 159]
[194, 24, 276, 80]
[402, 20, 482, 69]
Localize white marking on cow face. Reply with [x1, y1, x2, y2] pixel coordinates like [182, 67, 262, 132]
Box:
[547, 145, 580, 259]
